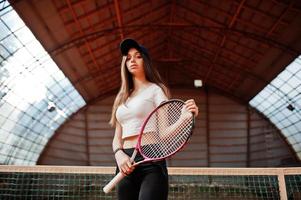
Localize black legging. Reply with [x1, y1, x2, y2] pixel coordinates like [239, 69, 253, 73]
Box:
[115, 148, 168, 200]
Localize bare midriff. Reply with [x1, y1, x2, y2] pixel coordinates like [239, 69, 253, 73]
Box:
[122, 132, 157, 149]
[122, 135, 139, 149]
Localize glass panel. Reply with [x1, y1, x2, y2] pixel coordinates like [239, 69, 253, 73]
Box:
[0, 45, 10, 59]
[14, 26, 34, 45]
[1, 10, 24, 32]
[26, 40, 47, 58]
[0, 3, 86, 165]
[13, 47, 33, 64]
[271, 77, 284, 88]
[250, 56, 301, 159]
[1, 34, 22, 53]
[293, 134, 301, 142]
[0, 21, 10, 40]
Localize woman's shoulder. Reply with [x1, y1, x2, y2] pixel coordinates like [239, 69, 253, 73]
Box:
[147, 83, 163, 93]
[148, 82, 162, 90]
[149, 83, 170, 99]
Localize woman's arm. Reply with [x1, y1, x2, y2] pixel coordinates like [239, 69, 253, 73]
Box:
[112, 122, 123, 153]
[112, 122, 134, 175]
[157, 99, 198, 140]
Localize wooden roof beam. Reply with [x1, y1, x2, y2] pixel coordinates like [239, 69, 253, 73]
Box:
[62, 1, 169, 42]
[167, 0, 176, 59]
[113, 0, 124, 39]
[204, 0, 246, 83]
[228, 1, 294, 90]
[60, 1, 113, 27]
[177, 16, 266, 56]
[56, 0, 86, 12]
[65, 0, 107, 86]
[271, 0, 301, 13]
[266, 1, 294, 36]
[234, 0, 290, 22]
[78, 14, 170, 62]
[178, 2, 273, 37]
[171, 33, 267, 87]
[173, 30, 259, 66]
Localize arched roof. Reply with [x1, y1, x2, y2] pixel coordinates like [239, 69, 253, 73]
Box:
[0, 0, 300, 164]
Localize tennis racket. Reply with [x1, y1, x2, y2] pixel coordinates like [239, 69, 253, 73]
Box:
[103, 99, 195, 193]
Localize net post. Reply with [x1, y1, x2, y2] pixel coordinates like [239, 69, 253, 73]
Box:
[278, 169, 288, 200]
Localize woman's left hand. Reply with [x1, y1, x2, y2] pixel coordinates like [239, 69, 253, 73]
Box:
[184, 99, 199, 117]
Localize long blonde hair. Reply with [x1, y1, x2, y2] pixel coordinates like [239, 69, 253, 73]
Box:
[109, 52, 170, 127]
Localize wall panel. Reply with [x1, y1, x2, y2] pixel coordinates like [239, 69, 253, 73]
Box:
[38, 88, 299, 167]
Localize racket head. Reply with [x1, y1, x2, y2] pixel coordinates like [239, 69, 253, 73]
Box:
[137, 99, 195, 161]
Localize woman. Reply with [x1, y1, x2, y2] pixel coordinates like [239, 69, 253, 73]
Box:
[109, 38, 199, 200]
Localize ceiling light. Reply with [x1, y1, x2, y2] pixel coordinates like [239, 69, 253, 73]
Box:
[194, 80, 203, 88]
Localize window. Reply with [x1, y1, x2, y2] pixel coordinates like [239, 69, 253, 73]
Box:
[0, 3, 86, 165]
[250, 56, 301, 159]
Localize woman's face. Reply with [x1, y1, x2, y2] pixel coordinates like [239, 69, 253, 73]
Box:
[126, 48, 145, 76]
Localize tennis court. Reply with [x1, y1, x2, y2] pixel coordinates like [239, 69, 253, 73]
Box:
[1, 1, 301, 200]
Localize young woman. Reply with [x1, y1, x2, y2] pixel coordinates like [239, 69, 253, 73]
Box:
[109, 38, 199, 200]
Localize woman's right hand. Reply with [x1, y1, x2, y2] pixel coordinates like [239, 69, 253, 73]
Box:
[115, 150, 135, 175]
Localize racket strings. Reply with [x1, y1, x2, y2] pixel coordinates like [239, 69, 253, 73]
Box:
[140, 101, 193, 159]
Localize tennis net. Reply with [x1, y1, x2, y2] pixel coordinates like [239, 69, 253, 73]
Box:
[0, 166, 300, 199]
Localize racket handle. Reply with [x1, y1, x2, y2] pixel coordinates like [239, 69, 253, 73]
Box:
[103, 172, 125, 193]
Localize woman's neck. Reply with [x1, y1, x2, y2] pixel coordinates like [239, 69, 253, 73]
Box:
[133, 77, 150, 90]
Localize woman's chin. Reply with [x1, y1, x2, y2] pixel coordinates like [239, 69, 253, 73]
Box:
[130, 69, 142, 74]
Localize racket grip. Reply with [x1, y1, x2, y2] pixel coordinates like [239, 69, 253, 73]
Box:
[103, 172, 125, 193]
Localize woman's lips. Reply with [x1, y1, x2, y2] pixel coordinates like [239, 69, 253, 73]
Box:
[129, 64, 138, 69]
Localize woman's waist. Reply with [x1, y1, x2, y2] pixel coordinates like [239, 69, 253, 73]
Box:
[123, 135, 138, 148]
[122, 124, 157, 139]
[122, 147, 166, 166]
[122, 132, 158, 148]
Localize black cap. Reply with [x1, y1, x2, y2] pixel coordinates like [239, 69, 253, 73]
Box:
[120, 38, 149, 58]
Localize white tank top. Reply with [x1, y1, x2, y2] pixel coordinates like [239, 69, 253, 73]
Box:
[116, 83, 168, 139]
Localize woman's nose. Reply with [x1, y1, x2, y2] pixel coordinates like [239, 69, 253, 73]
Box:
[130, 57, 136, 63]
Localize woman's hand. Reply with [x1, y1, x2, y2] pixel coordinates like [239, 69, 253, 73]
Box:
[115, 150, 135, 175]
[184, 99, 199, 117]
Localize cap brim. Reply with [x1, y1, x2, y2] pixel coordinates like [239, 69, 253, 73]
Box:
[120, 38, 141, 55]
